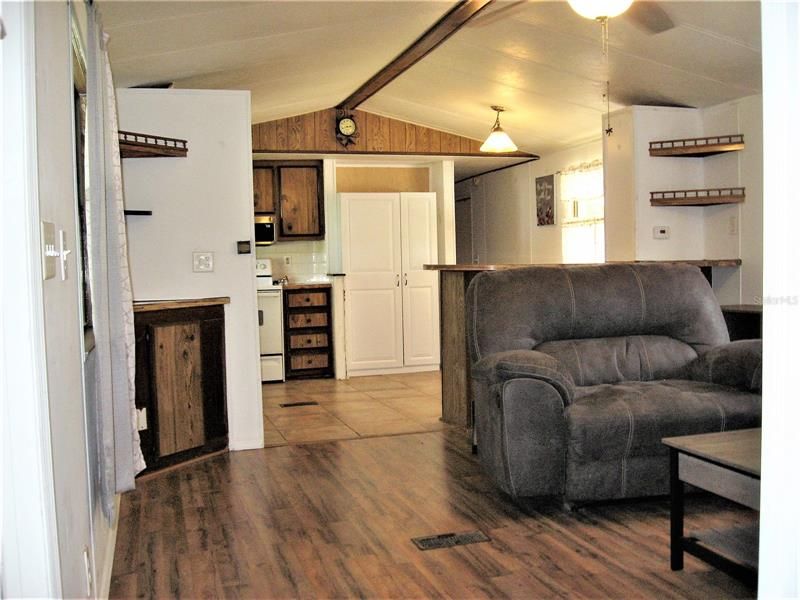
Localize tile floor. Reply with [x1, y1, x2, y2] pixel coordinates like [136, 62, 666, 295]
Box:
[262, 370, 447, 446]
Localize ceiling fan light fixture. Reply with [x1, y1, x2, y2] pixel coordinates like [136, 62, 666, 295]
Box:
[480, 106, 518, 153]
[567, 0, 633, 20]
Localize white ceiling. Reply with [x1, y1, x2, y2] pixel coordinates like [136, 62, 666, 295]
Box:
[102, 0, 762, 176]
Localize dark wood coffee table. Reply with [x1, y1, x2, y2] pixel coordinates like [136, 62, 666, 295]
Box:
[662, 428, 760, 586]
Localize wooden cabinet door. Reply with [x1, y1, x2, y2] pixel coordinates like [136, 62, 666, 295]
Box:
[279, 166, 320, 237]
[340, 193, 404, 371]
[400, 193, 440, 367]
[153, 323, 205, 456]
[253, 167, 275, 213]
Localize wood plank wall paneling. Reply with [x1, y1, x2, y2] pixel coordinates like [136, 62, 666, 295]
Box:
[251, 108, 534, 158]
[153, 323, 205, 455]
[335, 167, 430, 193]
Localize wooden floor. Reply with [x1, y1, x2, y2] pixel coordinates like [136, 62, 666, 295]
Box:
[110, 428, 755, 599]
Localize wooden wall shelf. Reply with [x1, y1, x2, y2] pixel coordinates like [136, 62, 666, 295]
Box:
[650, 187, 745, 206]
[119, 131, 188, 158]
[649, 134, 744, 157]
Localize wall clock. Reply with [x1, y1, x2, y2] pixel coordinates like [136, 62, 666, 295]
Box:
[336, 114, 359, 148]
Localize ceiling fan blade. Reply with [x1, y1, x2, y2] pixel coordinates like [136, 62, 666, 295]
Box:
[468, 0, 528, 27]
[131, 81, 174, 89]
[624, 2, 675, 34]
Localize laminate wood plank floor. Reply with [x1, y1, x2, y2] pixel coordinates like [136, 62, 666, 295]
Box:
[110, 429, 755, 599]
[262, 372, 446, 445]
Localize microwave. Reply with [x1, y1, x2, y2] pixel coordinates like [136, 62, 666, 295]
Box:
[255, 215, 276, 246]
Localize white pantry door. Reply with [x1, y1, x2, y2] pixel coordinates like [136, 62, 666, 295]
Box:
[400, 193, 440, 366]
[341, 193, 404, 371]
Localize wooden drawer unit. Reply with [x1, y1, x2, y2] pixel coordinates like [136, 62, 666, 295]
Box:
[283, 285, 333, 379]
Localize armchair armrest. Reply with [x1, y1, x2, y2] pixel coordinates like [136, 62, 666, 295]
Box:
[688, 339, 762, 392]
[473, 350, 576, 405]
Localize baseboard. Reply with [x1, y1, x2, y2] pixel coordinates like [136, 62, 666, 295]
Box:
[97, 495, 120, 599]
[348, 365, 440, 377]
[229, 437, 265, 451]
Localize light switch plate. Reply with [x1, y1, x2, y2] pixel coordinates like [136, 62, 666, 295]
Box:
[192, 251, 214, 272]
[41, 221, 57, 280]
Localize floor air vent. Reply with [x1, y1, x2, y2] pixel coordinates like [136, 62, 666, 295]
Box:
[411, 531, 490, 551]
[278, 401, 320, 408]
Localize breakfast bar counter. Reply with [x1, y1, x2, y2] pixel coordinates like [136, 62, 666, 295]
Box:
[425, 259, 742, 427]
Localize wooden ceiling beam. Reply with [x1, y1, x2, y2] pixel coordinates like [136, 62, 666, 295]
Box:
[336, 0, 495, 111]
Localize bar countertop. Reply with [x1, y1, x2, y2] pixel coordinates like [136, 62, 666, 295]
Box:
[133, 297, 231, 312]
[424, 259, 742, 272]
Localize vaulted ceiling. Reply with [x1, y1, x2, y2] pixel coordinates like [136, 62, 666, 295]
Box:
[102, 0, 761, 163]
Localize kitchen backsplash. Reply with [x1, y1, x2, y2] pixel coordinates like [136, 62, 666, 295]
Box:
[256, 241, 329, 282]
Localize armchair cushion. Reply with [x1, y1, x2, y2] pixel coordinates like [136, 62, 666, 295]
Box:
[472, 350, 575, 405]
[688, 339, 762, 392]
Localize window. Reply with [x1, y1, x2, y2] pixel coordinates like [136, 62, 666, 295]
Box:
[560, 161, 605, 264]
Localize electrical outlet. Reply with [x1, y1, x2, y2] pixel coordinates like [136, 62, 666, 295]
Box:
[192, 251, 214, 272]
[653, 225, 670, 240]
[284, 256, 291, 265]
[728, 215, 738, 235]
[136, 407, 148, 431]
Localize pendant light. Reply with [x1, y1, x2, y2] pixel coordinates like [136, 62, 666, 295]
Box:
[480, 106, 518, 153]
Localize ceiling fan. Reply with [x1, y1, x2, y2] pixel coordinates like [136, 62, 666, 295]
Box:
[468, 0, 675, 34]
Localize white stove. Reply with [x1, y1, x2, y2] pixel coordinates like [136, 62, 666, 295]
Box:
[255, 259, 284, 381]
[255, 258, 282, 290]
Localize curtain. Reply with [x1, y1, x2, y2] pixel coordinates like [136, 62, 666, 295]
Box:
[560, 162, 605, 264]
[85, 3, 144, 517]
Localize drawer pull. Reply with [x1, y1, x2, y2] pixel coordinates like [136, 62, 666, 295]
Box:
[307, 338, 312, 343]
[305, 317, 311, 324]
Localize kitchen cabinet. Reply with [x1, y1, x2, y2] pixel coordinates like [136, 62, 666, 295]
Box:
[340, 192, 440, 374]
[134, 299, 228, 472]
[253, 166, 275, 213]
[283, 285, 334, 379]
[278, 165, 323, 238]
[252, 160, 324, 239]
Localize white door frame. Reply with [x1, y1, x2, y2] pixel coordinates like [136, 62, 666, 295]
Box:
[1, 1, 62, 596]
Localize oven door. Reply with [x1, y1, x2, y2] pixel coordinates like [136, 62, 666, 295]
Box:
[255, 215, 276, 246]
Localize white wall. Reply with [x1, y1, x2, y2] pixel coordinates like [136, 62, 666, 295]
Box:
[604, 106, 706, 262]
[429, 160, 457, 263]
[35, 2, 94, 596]
[2, 2, 68, 596]
[760, 3, 800, 595]
[455, 139, 602, 265]
[118, 89, 263, 451]
[530, 141, 603, 263]
[603, 101, 763, 304]
[703, 95, 763, 304]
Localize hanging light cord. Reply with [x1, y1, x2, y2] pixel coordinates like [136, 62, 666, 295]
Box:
[600, 16, 613, 136]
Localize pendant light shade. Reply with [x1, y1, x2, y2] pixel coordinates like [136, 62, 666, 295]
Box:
[480, 106, 518, 153]
[567, 0, 633, 19]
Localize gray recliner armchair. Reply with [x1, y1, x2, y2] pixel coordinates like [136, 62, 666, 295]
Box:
[466, 263, 761, 504]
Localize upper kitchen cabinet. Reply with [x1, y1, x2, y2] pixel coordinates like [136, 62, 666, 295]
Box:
[253, 166, 275, 213]
[252, 160, 324, 239]
[278, 164, 323, 239]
